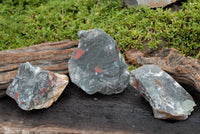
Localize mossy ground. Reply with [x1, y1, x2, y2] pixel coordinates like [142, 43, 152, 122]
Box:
[0, 0, 199, 58]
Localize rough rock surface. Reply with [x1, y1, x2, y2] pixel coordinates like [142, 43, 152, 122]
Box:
[123, 0, 181, 8]
[6, 62, 69, 111]
[68, 29, 129, 95]
[130, 65, 196, 120]
[126, 48, 200, 92]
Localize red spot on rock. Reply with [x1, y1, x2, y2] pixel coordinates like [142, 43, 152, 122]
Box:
[88, 70, 91, 73]
[95, 66, 102, 73]
[74, 49, 85, 60]
[141, 93, 146, 97]
[49, 71, 54, 77]
[110, 50, 114, 53]
[135, 78, 139, 89]
[15, 92, 19, 100]
[34, 98, 39, 104]
[21, 102, 24, 104]
[49, 72, 55, 84]
[39, 87, 47, 95]
[112, 58, 118, 60]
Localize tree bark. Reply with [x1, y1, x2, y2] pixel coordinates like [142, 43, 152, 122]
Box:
[0, 40, 78, 97]
[126, 48, 200, 92]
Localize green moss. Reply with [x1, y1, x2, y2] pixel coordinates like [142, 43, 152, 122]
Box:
[0, 0, 199, 58]
[128, 65, 138, 72]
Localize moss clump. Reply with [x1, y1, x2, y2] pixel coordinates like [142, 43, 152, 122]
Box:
[0, 0, 199, 58]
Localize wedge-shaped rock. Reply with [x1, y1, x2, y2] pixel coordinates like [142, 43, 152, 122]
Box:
[6, 62, 68, 111]
[68, 29, 129, 95]
[130, 65, 196, 120]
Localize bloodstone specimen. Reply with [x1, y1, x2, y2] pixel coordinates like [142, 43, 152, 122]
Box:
[68, 29, 129, 95]
[130, 65, 196, 120]
[6, 62, 69, 111]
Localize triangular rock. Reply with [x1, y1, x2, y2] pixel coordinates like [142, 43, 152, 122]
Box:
[6, 62, 69, 111]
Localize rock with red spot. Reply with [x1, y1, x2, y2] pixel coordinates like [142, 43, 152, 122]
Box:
[68, 29, 129, 95]
[6, 62, 68, 111]
[130, 65, 196, 120]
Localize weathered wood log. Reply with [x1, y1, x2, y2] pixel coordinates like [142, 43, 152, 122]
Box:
[1, 83, 200, 134]
[0, 40, 78, 97]
[126, 48, 200, 92]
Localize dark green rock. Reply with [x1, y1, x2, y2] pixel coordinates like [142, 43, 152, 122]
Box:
[130, 65, 196, 120]
[68, 29, 129, 95]
[6, 62, 68, 111]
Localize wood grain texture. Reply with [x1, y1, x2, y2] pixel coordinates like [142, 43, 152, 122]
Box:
[126, 48, 200, 92]
[0, 40, 78, 97]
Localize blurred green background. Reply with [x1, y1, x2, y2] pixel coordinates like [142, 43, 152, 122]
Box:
[0, 0, 199, 58]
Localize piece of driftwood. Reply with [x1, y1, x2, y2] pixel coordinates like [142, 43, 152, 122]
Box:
[0, 40, 78, 97]
[126, 48, 200, 92]
[1, 83, 200, 134]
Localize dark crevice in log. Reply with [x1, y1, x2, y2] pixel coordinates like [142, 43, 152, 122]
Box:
[0, 68, 18, 74]
[181, 84, 200, 104]
[0, 64, 19, 72]
[0, 90, 6, 98]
